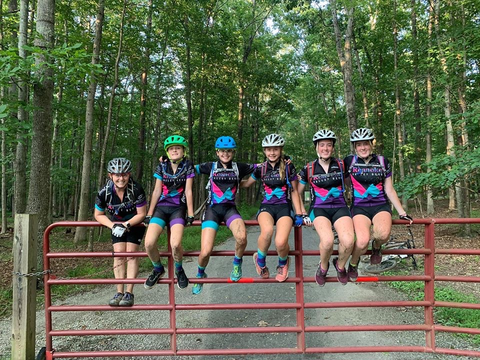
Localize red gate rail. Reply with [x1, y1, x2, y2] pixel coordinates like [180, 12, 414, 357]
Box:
[42, 219, 480, 358]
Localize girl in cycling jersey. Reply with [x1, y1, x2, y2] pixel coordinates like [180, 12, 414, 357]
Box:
[345, 128, 412, 281]
[242, 134, 303, 282]
[192, 136, 256, 295]
[143, 135, 195, 290]
[297, 130, 354, 286]
[94, 158, 147, 307]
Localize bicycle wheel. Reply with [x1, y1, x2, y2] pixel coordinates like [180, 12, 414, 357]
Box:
[364, 259, 397, 274]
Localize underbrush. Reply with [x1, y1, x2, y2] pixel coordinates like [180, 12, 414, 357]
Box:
[388, 269, 480, 345]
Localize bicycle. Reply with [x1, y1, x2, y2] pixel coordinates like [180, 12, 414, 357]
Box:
[363, 227, 418, 274]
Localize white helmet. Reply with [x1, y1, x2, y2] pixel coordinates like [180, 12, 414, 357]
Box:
[313, 129, 337, 145]
[350, 128, 375, 142]
[262, 134, 285, 147]
[107, 158, 132, 173]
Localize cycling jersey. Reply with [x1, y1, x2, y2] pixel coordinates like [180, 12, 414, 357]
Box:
[251, 161, 297, 205]
[298, 159, 346, 208]
[196, 161, 256, 205]
[95, 178, 147, 221]
[154, 159, 195, 207]
[344, 154, 392, 207]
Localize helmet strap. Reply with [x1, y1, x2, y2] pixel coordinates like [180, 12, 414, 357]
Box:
[317, 155, 331, 163]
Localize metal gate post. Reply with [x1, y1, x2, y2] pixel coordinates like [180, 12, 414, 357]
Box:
[294, 226, 306, 352]
[166, 229, 177, 355]
[424, 221, 436, 351]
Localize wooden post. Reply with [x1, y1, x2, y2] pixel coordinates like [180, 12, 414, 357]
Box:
[12, 214, 38, 360]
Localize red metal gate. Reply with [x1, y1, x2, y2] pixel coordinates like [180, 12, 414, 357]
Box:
[43, 219, 480, 358]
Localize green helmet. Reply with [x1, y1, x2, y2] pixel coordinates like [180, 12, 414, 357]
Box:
[164, 135, 188, 150]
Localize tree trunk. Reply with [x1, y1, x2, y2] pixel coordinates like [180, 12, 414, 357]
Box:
[411, 0, 423, 214]
[136, 0, 153, 181]
[426, 0, 434, 215]
[97, 0, 125, 192]
[457, 3, 470, 234]
[14, 0, 29, 214]
[330, 0, 357, 144]
[434, 0, 456, 211]
[27, 0, 55, 270]
[393, 0, 407, 211]
[74, 0, 105, 244]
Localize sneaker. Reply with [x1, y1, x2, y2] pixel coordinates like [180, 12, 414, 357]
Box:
[175, 268, 189, 289]
[275, 258, 290, 282]
[348, 263, 358, 282]
[253, 252, 270, 279]
[230, 264, 243, 282]
[315, 263, 329, 286]
[144, 267, 166, 289]
[108, 292, 124, 306]
[119, 292, 134, 307]
[192, 273, 207, 295]
[370, 240, 382, 265]
[332, 258, 348, 285]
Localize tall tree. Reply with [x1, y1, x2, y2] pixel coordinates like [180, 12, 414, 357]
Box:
[15, 0, 29, 215]
[329, 0, 357, 143]
[74, 0, 105, 244]
[27, 0, 55, 268]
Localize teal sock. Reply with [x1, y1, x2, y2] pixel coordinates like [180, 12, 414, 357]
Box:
[174, 261, 183, 272]
[257, 249, 267, 267]
[278, 256, 288, 267]
[197, 266, 206, 277]
[152, 261, 164, 272]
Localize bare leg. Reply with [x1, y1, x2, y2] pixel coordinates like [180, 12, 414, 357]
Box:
[350, 215, 372, 265]
[334, 216, 355, 269]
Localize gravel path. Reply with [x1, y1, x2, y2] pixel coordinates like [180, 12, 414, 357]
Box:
[1, 225, 477, 360]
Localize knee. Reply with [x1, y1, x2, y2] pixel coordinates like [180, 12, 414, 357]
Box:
[236, 235, 247, 246]
[355, 237, 370, 251]
[275, 239, 289, 253]
[144, 240, 157, 253]
[373, 231, 390, 243]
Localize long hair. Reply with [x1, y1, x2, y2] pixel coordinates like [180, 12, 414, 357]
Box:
[279, 149, 286, 182]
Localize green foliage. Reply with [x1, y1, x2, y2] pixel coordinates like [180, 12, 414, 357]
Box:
[390, 281, 480, 345]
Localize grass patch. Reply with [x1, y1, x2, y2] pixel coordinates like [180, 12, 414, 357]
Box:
[389, 276, 480, 345]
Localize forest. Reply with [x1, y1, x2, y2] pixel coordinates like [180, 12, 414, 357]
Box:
[1, 0, 480, 245]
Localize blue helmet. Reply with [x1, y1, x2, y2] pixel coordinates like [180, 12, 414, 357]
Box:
[215, 136, 236, 149]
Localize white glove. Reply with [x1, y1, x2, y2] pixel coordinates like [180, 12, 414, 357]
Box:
[111, 224, 127, 237]
[303, 214, 312, 226]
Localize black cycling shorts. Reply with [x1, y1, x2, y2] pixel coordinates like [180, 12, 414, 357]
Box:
[152, 205, 186, 228]
[111, 226, 145, 245]
[310, 206, 351, 225]
[257, 203, 294, 225]
[202, 204, 242, 230]
[351, 203, 391, 221]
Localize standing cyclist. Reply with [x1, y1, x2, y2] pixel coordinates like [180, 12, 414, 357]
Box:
[192, 136, 256, 295]
[94, 158, 147, 307]
[345, 128, 412, 282]
[143, 135, 195, 290]
[297, 130, 355, 286]
[242, 134, 303, 282]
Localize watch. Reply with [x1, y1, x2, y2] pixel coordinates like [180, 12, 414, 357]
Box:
[125, 222, 131, 229]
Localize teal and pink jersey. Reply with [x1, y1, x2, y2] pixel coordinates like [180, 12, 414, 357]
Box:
[344, 154, 391, 207]
[251, 161, 297, 205]
[196, 161, 256, 206]
[154, 159, 195, 207]
[298, 159, 346, 208]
